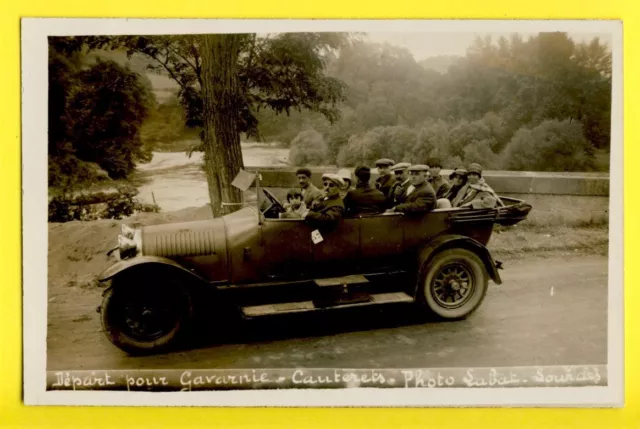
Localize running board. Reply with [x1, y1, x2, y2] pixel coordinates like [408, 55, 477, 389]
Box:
[241, 292, 414, 318]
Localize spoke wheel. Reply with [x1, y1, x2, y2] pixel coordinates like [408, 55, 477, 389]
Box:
[418, 248, 489, 320]
[432, 263, 474, 309]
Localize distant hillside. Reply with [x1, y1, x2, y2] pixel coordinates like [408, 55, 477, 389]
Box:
[87, 49, 179, 102]
[419, 55, 462, 74]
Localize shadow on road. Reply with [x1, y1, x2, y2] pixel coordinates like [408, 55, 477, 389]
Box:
[173, 303, 456, 355]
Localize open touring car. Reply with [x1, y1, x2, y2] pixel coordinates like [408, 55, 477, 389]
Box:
[96, 170, 532, 354]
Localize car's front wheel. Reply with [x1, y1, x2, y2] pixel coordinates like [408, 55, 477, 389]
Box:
[417, 248, 489, 320]
[100, 273, 192, 355]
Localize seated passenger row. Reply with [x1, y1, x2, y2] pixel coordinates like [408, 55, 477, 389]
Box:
[280, 161, 502, 226]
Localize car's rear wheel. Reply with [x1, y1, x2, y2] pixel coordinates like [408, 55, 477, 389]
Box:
[100, 273, 192, 355]
[418, 248, 489, 320]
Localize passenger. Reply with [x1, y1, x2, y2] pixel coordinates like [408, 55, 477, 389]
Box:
[454, 163, 503, 209]
[279, 188, 307, 219]
[374, 158, 396, 198]
[296, 167, 323, 207]
[389, 162, 412, 206]
[302, 173, 346, 230]
[337, 168, 354, 199]
[385, 164, 436, 214]
[444, 167, 468, 207]
[427, 157, 451, 199]
[343, 165, 387, 215]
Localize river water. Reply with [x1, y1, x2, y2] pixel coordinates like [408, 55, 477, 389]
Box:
[135, 144, 289, 212]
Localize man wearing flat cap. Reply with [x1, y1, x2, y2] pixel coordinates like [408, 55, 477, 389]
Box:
[427, 157, 451, 199]
[301, 173, 346, 231]
[374, 158, 396, 199]
[343, 165, 387, 215]
[386, 164, 436, 214]
[296, 167, 323, 207]
[453, 163, 502, 209]
[389, 162, 412, 206]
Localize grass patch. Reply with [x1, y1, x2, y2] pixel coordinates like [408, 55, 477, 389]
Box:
[489, 223, 608, 257]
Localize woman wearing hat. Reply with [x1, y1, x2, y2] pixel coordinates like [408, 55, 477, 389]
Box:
[301, 173, 346, 231]
[444, 167, 468, 206]
[453, 163, 502, 209]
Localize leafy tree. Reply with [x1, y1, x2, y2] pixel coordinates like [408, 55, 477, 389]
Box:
[48, 41, 154, 189]
[289, 129, 329, 166]
[65, 59, 155, 178]
[89, 33, 351, 215]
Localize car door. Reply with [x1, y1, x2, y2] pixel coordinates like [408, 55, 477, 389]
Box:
[311, 218, 360, 278]
[358, 213, 405, 273]
[260, 218, 314, 281]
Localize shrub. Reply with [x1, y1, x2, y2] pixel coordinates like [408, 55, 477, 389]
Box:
[502, 119, 596, 172]
[289, 129, 329, 166]
[48, 188, 160, 222]
[336, 126, 417, 166]
[462, 138, 503, 169]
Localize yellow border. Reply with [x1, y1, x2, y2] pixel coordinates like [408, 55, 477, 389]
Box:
[1, 0, 637, 427]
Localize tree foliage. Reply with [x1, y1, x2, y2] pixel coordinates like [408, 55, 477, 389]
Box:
[48, 40, 154, 189]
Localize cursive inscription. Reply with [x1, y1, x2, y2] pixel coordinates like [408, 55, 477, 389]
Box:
[52, 371, 116, 390]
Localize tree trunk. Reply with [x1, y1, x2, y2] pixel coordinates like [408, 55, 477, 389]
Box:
[200, 34, 244, 217]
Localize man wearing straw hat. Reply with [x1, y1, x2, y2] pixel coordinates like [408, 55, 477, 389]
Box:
[301, 173, 346, 230]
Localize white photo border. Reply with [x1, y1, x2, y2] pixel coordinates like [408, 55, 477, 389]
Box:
[22, 18, 624, 407]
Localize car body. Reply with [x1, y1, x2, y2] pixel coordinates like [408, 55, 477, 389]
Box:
[97, 171, 532, 354]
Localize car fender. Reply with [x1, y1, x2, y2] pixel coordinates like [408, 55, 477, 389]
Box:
[97, 255, 207, 284]
[414, 234, 502, 296]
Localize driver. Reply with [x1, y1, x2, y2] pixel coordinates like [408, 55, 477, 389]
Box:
[301, 173, 345, 230]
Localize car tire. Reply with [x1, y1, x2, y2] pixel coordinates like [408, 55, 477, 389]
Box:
[418, 248, 489, 320]
[100, 272, 192, 355]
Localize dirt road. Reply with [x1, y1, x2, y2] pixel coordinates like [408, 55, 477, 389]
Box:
[47, 253, 607, 370]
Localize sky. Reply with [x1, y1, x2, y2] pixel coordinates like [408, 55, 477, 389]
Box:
[365, 32, 613, 62]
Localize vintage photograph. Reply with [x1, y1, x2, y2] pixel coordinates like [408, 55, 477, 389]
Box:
[22, 19, 623, 406]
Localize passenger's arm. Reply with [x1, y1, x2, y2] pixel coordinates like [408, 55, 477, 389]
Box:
[393, 191, 435, 213]
[304, 205, 344, 223]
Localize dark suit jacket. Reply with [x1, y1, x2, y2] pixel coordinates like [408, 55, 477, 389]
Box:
[305, 194, 345, 231]
[375, 174, 395, 198]
[343, 183, 387, 215]
[393, 181, 436, 213]
[389, 179, 411, 205]
[429, 175, 451, 199]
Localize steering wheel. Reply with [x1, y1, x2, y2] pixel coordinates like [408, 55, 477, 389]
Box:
[262, 189, 285, 217]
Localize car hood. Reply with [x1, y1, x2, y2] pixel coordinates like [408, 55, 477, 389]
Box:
[140, 217, 226, 258]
